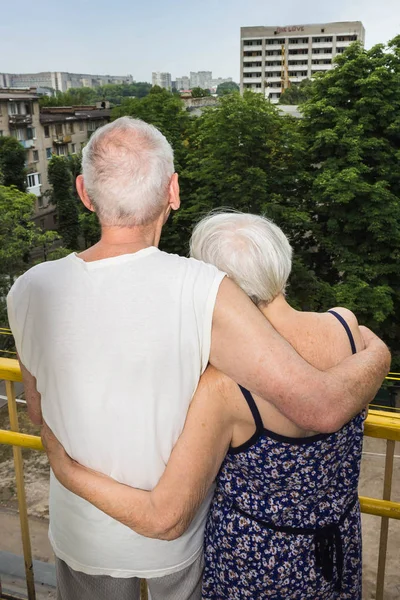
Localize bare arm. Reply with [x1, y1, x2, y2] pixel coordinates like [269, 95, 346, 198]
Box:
[210, 278, 390, 433]
[42, 367, 233, 540]
[18, 356, 42, 426]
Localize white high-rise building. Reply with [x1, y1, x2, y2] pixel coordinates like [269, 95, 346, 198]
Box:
[190, 71, 212, 89]
[152, 72, 172, 91]
[0, 72, 133, 93]
[240, 21, 365, 102]
[175, 76, 190, 90]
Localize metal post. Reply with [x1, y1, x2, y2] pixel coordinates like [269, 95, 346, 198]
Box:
[140, 579, 148, 599]
[375, 438, 395, 600]
[6, 380, 36, 600]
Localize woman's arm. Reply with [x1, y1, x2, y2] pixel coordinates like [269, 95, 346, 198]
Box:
[42, 366, 234, 541]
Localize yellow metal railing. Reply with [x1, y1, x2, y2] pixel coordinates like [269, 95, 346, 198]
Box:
[0, 358, 399, 600]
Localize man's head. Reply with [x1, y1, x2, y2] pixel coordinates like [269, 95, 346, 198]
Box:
[190, 212, 292, 305]
[77, 117, 179, 227]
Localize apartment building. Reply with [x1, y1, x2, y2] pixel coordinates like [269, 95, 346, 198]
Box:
[0, 72, 133, 93]
[175, 76, 190, 91]
[0, 88, 111, 229]
[240, 21, 365, 102]
[190, 71, 212, 89]
[152, 72, 172, 91]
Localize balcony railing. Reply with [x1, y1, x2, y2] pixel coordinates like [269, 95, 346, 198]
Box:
[0, 357, 399, 600]
[9, 114, 32, 125]
[53, 135, 72, 145]
[19, 139, 35, 150]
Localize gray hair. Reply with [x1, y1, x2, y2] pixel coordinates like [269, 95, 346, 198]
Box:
[81, 117, 174, 226]
[190, 212, 292, 305]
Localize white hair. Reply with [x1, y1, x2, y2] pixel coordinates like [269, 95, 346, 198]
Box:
[81, 117, 174, 226]
[190, 212, 292, 305]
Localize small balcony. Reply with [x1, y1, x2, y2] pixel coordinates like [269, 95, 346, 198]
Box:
[53, 135, 72, 145]
[19, 139, 35, 149]
[9, 114, 32, 126]
[27, 183, 42, 197]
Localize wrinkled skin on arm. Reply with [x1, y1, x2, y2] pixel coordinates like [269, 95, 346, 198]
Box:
[209, 278, 390, 432]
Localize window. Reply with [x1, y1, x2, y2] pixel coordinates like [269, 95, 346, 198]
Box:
[44, 126, 50, 138]
[256, 83, 261, 88]
[27, 172, 41, 188]
[324, 49, 331, 54]
[79, 121, 84, 131]
[27, 127, 36, 139]
[40, 218, 45, 229]
[46, 147, 52, 159]
[71, 143, 76, 154]
[55, 123, 63, 135]
[56, 145, 67, 156]
[9, 102, 19, 115]
[38, 196, 43, 208]
[289, 39, 298, 44]
[0, 131, 3, 137]
[88, 121, 98, 132]
[67, 121, 74, 134]
[244, 39, 262, 46]
[33, 150, 39, 161]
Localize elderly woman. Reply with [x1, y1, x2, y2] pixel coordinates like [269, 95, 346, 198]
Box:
[43, 212, 365, 599]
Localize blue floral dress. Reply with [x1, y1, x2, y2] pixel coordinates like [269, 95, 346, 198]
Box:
[202, 311, 365, 599]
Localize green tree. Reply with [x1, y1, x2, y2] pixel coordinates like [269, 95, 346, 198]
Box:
[301, 37, 400, 364]
[279, 79, 313, 105]
[0, 136, 27, 191]
[48, 156, 80, 249]
[163, 92, 312, 270]
[191, 87, 211, 98]
[216, 82, 240, 96]
[39, 82, 152, 108]
[0, 185, 58, 335]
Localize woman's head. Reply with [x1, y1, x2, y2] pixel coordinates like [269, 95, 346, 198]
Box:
[190, 212, 292, 305]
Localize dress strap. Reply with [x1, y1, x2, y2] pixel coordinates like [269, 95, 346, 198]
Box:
[238, 385, 264, 432]
[328, 310, 357, 355]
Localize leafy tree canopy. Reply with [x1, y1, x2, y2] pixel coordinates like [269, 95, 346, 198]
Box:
[216, 81, 240, 96]
[0, 136, 27, 191]
[191, 87, 211, 98]
[39, 82, 152, 108]
[279, 78, 313, 105]
[48, 156, 80, 250]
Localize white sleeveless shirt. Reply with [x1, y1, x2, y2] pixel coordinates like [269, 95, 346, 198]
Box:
[7, 248, 225, 577]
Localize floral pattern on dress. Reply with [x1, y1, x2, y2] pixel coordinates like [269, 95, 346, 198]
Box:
[202, 408, 365, 600]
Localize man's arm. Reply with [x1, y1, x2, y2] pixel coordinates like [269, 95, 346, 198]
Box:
[18, 356, 42, 426]
[210, 278, 390, 433]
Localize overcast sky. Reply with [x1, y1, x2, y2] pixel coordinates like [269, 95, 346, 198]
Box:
[1, 0, 399, 82]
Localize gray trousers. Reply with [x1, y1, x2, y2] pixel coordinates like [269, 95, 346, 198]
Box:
[56, 553, 204, 600]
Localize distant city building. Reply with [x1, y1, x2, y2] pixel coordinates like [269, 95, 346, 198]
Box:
[0, 87, 111, 229]
[240, 21, 365, 102]
[190, 71, 212, 89]
[0, 72, 133, 93]
[175, 76, 190, 91]
[152, 72, 172, 91]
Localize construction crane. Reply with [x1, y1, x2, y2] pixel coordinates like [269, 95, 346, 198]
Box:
[280, 44, 290, 94]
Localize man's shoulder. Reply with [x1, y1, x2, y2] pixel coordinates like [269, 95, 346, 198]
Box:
[8, 255, 73, 298]
[157, 250, 224, 278]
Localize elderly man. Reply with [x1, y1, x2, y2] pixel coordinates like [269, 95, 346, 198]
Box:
[7, 117, 389, 600]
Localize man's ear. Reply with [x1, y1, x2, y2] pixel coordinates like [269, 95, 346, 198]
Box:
[168, 173, 181, 212]
[76, 175, 95, 212]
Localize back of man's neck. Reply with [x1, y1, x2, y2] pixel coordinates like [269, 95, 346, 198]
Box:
[78, 226, 160, 262]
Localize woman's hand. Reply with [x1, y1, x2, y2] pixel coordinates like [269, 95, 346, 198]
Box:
[41, 421, 73, 478]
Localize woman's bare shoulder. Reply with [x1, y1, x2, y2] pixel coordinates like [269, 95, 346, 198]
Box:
[327, 307, 365, 352]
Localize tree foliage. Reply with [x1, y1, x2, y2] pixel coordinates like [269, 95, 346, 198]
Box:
[48, 156, 80, 250]
[39, 82, 152, 108]
[0, 186, 58, 333]
[301, 38, 400, 364]
[0, 136, 27, 191]
[279, 78, 313, 105]
[191, 87, 211, 98]
[216, 81, 240, 96]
